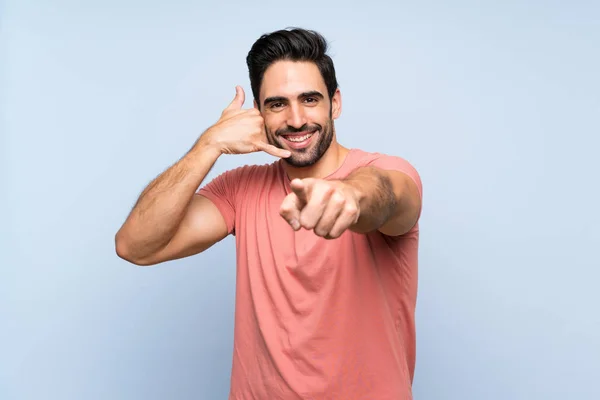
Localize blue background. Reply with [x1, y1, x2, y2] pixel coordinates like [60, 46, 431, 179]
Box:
[3, 1, 599, 398]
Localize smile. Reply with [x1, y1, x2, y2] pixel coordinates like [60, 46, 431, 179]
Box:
[286, 132, 313, 142]
[281, 131, 316, 149]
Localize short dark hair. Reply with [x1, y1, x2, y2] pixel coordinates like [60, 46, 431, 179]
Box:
[246, 28, 339, 106]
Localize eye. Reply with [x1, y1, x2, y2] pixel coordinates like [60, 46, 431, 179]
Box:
[304, 97, 318, 104]
[270, 102, 284, 109]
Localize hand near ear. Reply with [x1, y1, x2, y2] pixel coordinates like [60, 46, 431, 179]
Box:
[199, 86, 290, 159]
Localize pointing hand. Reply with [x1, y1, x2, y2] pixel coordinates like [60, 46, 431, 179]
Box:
[279, 178, 361, 239]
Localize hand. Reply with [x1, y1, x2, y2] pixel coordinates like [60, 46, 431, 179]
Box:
[279, 178, 361, 239]
[201, 86, 291, 158]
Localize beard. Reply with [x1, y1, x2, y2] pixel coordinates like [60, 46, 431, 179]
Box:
[266, 119, 335, 168]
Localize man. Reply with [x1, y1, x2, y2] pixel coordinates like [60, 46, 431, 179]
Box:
[116, 28, 423, 399]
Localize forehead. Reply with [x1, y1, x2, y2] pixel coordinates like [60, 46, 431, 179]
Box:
[259, 60, 327, 101]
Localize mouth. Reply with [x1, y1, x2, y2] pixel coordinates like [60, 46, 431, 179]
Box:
[280, 130, 316, 149]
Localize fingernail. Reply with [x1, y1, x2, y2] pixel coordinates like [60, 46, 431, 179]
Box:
[291, 219, 300, 230]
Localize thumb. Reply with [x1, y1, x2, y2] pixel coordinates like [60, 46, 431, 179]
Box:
[225, 86, 245, 111]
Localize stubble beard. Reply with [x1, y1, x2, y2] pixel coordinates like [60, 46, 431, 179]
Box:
[267, 119, 335, 168]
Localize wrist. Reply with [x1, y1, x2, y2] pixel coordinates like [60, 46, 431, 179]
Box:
[185, 135, 222, 170]
[339, 179, 365, 211]
[193, 128, 224, 157]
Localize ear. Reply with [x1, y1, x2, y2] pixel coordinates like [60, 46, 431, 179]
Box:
[331, 88, 342, 120]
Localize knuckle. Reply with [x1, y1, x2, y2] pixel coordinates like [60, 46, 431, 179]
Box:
[345, 203, 358, 216]
[331, 192, 345, 206]
[323, 182, 335, 192]
[317, 184, 335, 199]
[279, 199, 296, 215]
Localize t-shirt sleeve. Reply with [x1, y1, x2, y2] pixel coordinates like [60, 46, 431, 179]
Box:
[364, 154, 424, 228]
[196, 167, 244, 236]
[365, 154, 423, 200]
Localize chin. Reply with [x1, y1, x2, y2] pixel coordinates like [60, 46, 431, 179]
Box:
[283, 145, 326, 167]
[284, 154, 321, 168]
[271, 124, 334, 167]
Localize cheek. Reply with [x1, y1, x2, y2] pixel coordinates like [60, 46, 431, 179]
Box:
[264, 116, 287, 134]
[265, 123, 282, 137]
[311, 106, 331, 121]
[310, 115, 329, 129]
[260, 116, 274, 132]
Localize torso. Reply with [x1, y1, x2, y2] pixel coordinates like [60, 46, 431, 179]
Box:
[227, 149, 419, 400]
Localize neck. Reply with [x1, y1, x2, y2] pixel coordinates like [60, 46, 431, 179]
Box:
[282, 139, 350, 181]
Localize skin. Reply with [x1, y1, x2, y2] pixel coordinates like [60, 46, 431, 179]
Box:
[258, 61, 420, 239]
[258, 62, 339, 172]
[114, 60, 421, 266]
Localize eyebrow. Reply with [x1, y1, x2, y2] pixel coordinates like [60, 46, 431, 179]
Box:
[263, 91, 325, 106]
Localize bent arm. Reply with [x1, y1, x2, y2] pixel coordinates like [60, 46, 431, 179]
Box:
[115, 139, 227, 265]
[344, 166, 422, 236]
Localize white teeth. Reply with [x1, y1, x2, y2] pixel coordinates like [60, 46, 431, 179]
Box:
[287, 133, 313, 142]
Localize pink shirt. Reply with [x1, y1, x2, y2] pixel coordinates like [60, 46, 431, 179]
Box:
[198, 148, 423, 399]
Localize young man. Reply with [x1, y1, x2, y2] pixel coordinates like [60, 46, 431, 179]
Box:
[116, 28, 423, 399]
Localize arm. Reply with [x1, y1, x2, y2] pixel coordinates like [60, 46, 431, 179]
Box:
[343, 166, 421, 236]
[115, 85, 290, 266]
[279, 159, 422, 239]
[115, 140, 228, 266]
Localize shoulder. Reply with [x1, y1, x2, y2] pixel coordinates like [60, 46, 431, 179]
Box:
[348, 148, 423, 192]
[349, 148, 420, 173]
[209, 160, 280, 190]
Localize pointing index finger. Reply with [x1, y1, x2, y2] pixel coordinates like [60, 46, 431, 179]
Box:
[290, 179, 309, 205]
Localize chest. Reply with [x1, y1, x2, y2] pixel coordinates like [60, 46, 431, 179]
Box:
[235, 183, 374, 286]
[237, 185, 342, 258]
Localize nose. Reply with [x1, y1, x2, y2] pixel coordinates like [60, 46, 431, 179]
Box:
[286, 103, 307, 129]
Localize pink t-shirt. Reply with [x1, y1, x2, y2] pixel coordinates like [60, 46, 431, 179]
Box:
[197, 148, 423, 400]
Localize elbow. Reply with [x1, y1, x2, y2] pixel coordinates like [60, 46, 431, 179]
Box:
[114, 232, 155, 267]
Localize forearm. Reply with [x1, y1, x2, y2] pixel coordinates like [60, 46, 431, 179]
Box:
[115, 139, 221, 259]
[343, 166, 398, 233]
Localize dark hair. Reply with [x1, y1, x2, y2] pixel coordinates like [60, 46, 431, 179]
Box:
[246, 28, 338, 106]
